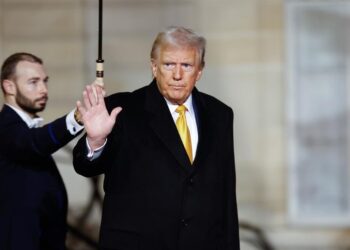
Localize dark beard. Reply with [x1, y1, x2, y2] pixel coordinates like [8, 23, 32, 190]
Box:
[16, 90, 47, 116]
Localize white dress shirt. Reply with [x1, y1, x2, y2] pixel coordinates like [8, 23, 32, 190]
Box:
[6, 104, 83, 135]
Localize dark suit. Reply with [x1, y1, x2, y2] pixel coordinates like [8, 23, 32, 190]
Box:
[0, 105, 79, 250]
[73, 80, 240, 250]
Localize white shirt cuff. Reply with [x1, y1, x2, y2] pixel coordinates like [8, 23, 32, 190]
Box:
[66, 109, 84, 135]
[86, 137, 107, 161]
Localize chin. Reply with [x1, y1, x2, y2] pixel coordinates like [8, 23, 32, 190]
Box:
[36, 106, 46, 112]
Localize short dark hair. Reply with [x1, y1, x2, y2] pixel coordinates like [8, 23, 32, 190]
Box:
[151, 26, 206, 68]
[1, 52, 43, 93]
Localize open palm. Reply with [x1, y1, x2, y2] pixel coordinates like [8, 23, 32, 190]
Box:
[77, 85, 122, 150]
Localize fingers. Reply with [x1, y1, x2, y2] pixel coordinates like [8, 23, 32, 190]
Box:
[94, 78, 104, 87]
[80, 85, 98, 111]
[101, 88, 106, 97]
[81, 79, 107, 109]
[110, 107, 123, 122]
[76, 100, 85, 113]
[76, 100, 86, 119]
[87, 84, 105, 105]
[88, 81, 106, 103]
[93, 79, 106, 97]
[79, 85, 107, 118]
[88, 85, 99, 106]
[95, 85, 104, 104]
[82, 88, 92, 110]
[91, 85, 106, 108]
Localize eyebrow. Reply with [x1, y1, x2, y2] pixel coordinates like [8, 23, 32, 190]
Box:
[28, 77, 40, 81]
[28, 76, 49, 82]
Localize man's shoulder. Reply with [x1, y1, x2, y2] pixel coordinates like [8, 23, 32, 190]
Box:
[0, 105, 28, 136]
[105, 91, 132, 107]
[195, 90, 233, 113]
[0, 105, 21, 122]
[104, 83, 150, 109]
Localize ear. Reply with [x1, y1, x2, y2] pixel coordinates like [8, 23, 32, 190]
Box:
[195, 68, 203, 82]
[2, 79, 16, 96]
[151, 59, 158, 78]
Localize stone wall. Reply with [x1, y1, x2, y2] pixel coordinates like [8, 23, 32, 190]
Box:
[1, 0, 348, 249]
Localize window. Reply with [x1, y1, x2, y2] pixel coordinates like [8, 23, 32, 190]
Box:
[287, 0, 350, 225]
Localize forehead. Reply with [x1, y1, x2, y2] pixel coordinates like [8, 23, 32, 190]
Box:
[15, 61, 46, 79]
[158, 45, 199, 61]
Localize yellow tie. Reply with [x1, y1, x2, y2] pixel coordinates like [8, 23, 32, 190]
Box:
[175, 105, 193, 163]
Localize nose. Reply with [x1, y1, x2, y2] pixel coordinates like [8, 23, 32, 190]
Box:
[173, 65, 183, 81]
[38, 81, 48, 94]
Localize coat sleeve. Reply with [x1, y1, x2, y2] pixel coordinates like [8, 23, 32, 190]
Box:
[72, 134, 107, 177]
[0, 114, 76, 161]
[224, 109, 240, 249]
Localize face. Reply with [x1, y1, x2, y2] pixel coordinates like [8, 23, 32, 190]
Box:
[12, 61, 49, 116]
[151, 45, 203, 105]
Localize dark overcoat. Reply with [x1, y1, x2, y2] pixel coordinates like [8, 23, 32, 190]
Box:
[73, 81, 240, 250]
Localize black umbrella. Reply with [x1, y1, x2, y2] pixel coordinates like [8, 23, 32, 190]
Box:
[96, 0, 104, 86]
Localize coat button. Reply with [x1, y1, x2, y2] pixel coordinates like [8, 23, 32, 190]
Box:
[189, 177, 194, 185]
[181, 218, 189, 227]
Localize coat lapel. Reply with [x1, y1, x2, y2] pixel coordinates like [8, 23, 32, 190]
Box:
[144, 81, 192, 172]
[191, 88, 212, 169]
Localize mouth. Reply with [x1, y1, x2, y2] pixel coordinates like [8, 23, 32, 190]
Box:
[170, 84, 185, 90]
[36, 96, 48, 105]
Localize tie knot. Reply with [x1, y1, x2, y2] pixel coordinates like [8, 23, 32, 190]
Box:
[176, 105, 187, 114]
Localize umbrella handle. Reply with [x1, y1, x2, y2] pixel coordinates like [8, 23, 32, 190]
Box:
[96, 59, 104, 87]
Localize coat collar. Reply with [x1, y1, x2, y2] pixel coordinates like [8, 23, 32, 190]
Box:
[144, 80, 212, 174]
[4, 104, 43, 128]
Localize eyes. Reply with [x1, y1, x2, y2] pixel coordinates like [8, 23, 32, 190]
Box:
[28, 79, 38, 85]
[28, 77, 49, 86]
[162, 62, 194, 72]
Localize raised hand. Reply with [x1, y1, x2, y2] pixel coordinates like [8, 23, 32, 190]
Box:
[76, 84, 122, 150]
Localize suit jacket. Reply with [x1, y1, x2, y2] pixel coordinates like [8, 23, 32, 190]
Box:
[73, 80, 240, 250]
[0, 105, 79, 250]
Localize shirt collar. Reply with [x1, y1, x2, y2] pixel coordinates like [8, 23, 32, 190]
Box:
[6, 104, 44, 128]
[164, 94, 195, 117]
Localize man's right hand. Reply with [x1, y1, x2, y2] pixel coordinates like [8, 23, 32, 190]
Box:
[76, 84, 122, 150]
